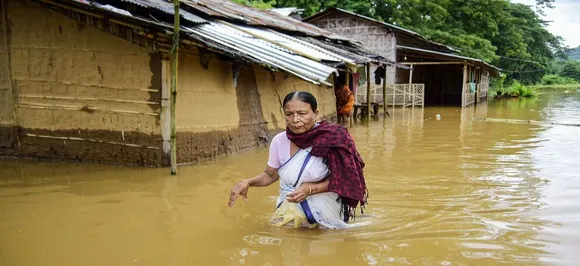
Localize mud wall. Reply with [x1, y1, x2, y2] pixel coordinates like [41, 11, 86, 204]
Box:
[0, 0, 17, 155]
[255, 68, 336, 130]
[174, 51, 336, 164]
[6, 0, 162, 166]
[2, 0, 337, 166]
[175, 52, 263, 163]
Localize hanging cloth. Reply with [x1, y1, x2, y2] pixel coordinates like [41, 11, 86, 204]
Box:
[374, 66, 385, 85]
[469, 71, 476, 93]
[357, 67, 366, 86]
[352, 73, 359, 97]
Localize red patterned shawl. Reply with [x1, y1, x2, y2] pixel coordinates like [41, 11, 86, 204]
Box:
[286, 121, 368, 218]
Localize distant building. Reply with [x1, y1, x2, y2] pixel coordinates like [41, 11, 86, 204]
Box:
[305, 8, 501, 107]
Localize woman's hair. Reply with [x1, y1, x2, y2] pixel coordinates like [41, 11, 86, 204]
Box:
[282, 91, 318, 112]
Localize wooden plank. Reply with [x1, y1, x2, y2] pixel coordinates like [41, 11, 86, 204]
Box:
[461, 63, 468, 107]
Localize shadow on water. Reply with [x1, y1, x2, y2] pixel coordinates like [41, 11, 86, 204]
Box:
[1, 92, 580, 265]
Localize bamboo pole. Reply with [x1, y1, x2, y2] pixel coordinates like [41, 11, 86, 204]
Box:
[19, 95, 159, 105]
[382, 64, 388, 113]
[366, 63, 371, 119]
[25, 133, 161, 149]
[170, 0, 180, 175]
[17, 102, 159, 116]
[18, 79, 159, 92]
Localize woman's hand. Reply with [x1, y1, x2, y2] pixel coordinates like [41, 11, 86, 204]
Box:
[228, 181, 249, 207]
[286, 184, 311, 203]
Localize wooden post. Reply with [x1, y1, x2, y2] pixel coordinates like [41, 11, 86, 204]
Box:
[409, 64, 414, 108]
[170, 0, 180, 175]
[392, 79, 396, 111]
[475, 68, 481, 104]
[1, 0, 21, 153]
[366, 63, 371, 119]
[161, 59, 171, 167]
[461, 63, 468, 108]
[346, 72, 350, 89]
[383, 64, 388, 113]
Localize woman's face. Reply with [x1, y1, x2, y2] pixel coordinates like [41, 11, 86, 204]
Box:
[284, 99, 318, 134]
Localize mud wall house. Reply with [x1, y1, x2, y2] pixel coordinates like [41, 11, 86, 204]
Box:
[0, 0, 376, 166]
[304, 8, 500, 107]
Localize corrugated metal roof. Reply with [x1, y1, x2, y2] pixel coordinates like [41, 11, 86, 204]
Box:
[397, 45, 501, 75]
[302, 37, 411, 69]
[186, 21, 338, 86]
[52, 0, 387, 86]
[224, 23, 355, 65]
[117, 0, 207, 24]
[270, 7, 303, 17]
[182, 0, 355, 43]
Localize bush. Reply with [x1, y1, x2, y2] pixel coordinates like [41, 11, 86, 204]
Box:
[491, 80, 537, 98]
[489, 73, 507, 97]
[540, 74, 578, 85]
[507, 80, 537, 98]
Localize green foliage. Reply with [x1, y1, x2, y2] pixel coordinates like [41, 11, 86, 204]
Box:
[561, 61, 580, 81]
[231, 0, 275, 9]
[491, 78, 537, 98]
[507, 81, 537, 98]
[540, 74, 578, 85]
[491, 73, 507, 89]
[420, 29, 499, 63]
[569, 46, 580, 61]
[489, 73, 507, 98]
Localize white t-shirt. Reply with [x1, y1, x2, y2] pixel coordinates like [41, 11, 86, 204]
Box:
[267, 132, 292, 168]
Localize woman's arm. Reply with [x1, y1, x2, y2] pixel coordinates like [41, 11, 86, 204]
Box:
[228, 166, 278, 207]
[242, 166, 279, 187]
[286, 179, 329, 203]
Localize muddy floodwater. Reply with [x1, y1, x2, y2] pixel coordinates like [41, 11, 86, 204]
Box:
[2, 92, 580, 266]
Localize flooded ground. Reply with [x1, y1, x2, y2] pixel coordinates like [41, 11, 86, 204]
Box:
[1, 92, 580, 266]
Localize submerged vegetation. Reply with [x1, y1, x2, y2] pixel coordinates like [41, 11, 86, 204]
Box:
[492, 81, 538, 98]
[491, 75, 538, 98]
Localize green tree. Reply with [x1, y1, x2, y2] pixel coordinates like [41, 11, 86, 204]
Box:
[560, 61, 580, 81]
[231, 0, 275, 9]
[569, 46, 580, 61]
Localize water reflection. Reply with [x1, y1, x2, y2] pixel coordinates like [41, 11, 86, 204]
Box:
[1, 93, 580, 265]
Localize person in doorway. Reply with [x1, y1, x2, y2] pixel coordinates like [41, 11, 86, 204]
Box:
[228, 91, 368, 229]
[336, 84, 355, 125]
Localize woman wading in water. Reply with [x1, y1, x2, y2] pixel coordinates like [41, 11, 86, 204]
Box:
[228, 91, 368, 229]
